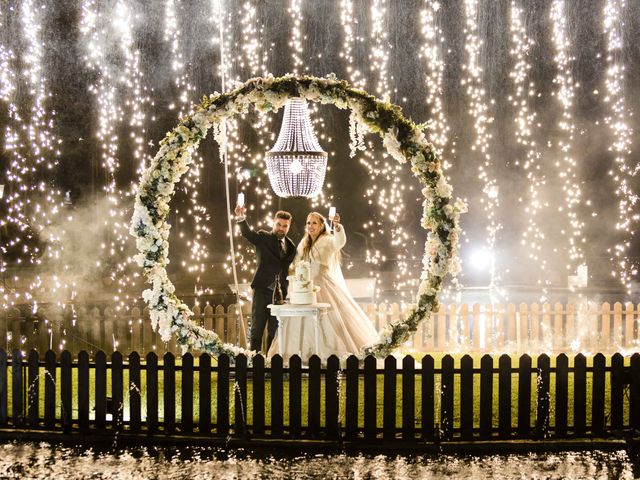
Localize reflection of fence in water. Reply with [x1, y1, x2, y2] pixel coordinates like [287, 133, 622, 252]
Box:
[1, 302, 639, 355]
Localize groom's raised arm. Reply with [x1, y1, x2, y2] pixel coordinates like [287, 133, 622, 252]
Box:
[235, 203, 260, 245]
[237, 217, 261, 245]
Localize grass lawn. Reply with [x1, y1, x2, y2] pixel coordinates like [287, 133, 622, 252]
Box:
[4, 353, 628, 431]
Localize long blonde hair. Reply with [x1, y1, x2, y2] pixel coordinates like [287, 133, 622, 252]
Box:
[301, 212, 341, 263]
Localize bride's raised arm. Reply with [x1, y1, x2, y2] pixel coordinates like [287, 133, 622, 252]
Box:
[331, 215, 347, 251]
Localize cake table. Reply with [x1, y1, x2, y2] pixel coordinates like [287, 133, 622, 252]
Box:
[267, 303, 331, 358]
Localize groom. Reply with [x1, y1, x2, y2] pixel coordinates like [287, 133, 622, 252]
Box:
[235, 204, 297, 353]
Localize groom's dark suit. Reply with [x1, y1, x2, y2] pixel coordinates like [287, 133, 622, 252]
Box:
[238, 219, 296, 352]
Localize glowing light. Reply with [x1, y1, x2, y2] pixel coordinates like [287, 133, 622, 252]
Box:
[550, 0, 585, 273]
[603, 0, 636, 293]
[509, 0, 549, 287]
[463, 0, 501, 288]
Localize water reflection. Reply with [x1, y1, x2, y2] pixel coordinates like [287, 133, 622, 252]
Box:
[0, 442, 635, 479]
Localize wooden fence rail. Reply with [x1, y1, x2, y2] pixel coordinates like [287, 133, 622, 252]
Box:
[0, 349, 639, 443]
[1, 302, 640, 355]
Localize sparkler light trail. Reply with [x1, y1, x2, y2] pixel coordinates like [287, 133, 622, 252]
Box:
[508, 0, 549, 287]
[1, 0, 640, 318]
[80, 0, 152, 309]
[550, 0, 585, 275]
[1, 0, 65, 308]
[463, 0, 501, 288]
[603, 0, 637, 293]
[419, 0, 450, 157]
[165, 0, 211, 285]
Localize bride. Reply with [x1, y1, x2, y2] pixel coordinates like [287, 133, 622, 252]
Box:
[268, 211, 379, 361]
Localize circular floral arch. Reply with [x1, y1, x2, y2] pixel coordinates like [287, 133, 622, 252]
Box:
[131, 75, 465, 358]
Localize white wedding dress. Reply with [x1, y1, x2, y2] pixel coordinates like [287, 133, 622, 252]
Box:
[268, 226, 379, 362]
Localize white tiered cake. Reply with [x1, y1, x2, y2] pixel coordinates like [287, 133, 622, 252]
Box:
[288, 261, 318, 305]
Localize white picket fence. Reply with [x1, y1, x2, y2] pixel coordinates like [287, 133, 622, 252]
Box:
[1, 301, 639, 355]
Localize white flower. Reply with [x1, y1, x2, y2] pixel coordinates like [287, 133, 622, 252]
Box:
[382, 127, 406, 164]
[157, 182, 173, 196]
[455, 198, 469, 214]
[435, 175, 452, 198]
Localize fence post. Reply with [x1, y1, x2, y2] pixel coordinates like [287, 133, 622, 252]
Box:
[45, 350, 57, 429]
[529, 302, 540, 352]
[382, 355, 396, 441]
[308, 355, 322, 437]
[164, 352, 176, 434]
[601, 302, 611, 351]
[460, 355, 473, 440]
[574, 354, 587, 436]
[517, 354, 532, 438]
[421, 355, 435, 441]
[435, 305, 446, 351]
[458, 303, 468, 349]
[491, 303, 509, 351]
[555, 353, 568, 437]
[498, 354, 511, 438]
[60, 351, 72, 433]
[610, 353, 624, 431]
[558, 303, 568, 352]
[535, 354, 550, 438]
[181, 353, 194, 434]
[227, 305, 239, 346]
[613, 302, 623, 348]
[519, 303, 529, 353]
[345, 355, 359, 440]
[325, 355, 340, 439]
[289, 355, 302, 437]
[364, 355, 377, 440]
[447, 304, 457, 349]
[592, 353, 606, 436]
[214, 305, 225, 341]
[479, 354, 493, 438]
[216, 354, 230, 437]
[630, 353, 640, 431]
[0, 349, 5, 425]
[441, 355, 454, 440]
[270, 355, 283, 437]
[146, 352, 159, 434]
[507, 303, 516, 351]
[78, 351, 90, 432]
[472, 304, 481, 352]
[7, 353, 20, 420]
[234, 354, 248, 438]
[198, 353, 211, 434]
[27, 350, 39, 427]
[10, 313, 21, 353]
[625, 303, 635, 348]
[252, 354, 265, 435]
[202, 304, 214, 332]
[112, 352, 123, 430]
[11, 350, 22, 426]
[402, 355, 415, 441]
[104, 307, 115, 353]
[129, 351, 141, 432]
[130, 307, 143, 354]
[0, 315, 6, 352]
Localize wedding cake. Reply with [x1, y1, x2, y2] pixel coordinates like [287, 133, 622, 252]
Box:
[288, 261, 319, 305]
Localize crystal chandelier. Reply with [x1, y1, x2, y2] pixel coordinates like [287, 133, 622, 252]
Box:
[265, 98, 328, 198]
